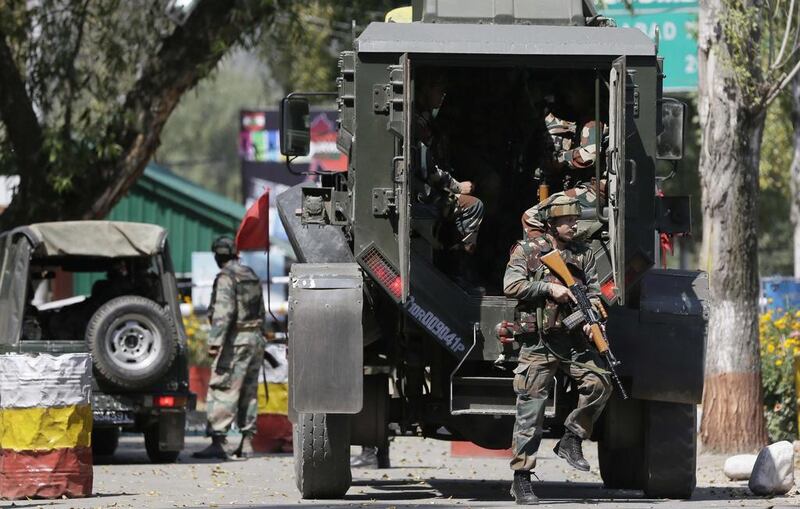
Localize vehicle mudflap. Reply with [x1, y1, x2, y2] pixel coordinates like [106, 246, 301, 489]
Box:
[155, 409, 186, 452]
[288, 263, 363, 415]
[607, 269, 708, 404]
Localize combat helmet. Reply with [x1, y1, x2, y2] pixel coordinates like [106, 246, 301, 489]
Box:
[542, 195, 581, 220]
[211, 236, 237, 257]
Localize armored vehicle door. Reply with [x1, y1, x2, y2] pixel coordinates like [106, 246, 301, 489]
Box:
[608, 56, 627, 305]
[394, 54, 412, 301]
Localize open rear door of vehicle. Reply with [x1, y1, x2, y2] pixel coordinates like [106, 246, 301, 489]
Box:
[398, 53, 412, 302]
[608, 56, 627, 305]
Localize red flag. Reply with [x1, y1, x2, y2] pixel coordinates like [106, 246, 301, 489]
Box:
[236, 191, 270, 251]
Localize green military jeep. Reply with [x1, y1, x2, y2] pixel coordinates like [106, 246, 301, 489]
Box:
[0, 221, 192, 462]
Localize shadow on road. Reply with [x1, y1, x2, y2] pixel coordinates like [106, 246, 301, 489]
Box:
[349, 477, 762, 505]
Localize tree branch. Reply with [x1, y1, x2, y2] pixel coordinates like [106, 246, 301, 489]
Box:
[764, 56, 800, 108]
[771, 0, 795, 68]
[62, 0, 91, 138]
[87, 0, 279, 219]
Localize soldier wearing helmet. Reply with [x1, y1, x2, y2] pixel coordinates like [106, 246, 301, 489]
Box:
[194, 236, 267, 460]
[503, 195, 612, 505]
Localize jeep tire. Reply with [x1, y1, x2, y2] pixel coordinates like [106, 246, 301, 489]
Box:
[294, 413, 351, 499]
[87, 296, 177, 390]
[91, 427, 120, 458]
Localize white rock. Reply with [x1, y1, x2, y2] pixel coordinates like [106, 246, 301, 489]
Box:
[724, 454, 758, 480]
[749, 441, 795, 496]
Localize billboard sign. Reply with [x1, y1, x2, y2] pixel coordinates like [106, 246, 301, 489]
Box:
[603, 0, 699, 92]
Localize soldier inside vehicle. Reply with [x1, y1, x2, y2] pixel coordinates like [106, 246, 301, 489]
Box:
[410, 66, 609, 296]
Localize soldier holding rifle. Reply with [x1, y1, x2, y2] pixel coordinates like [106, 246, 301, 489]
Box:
[503, 195, 613, 505]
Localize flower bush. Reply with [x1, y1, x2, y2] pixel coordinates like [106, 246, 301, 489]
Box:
[183, 300, 212, 368]
[759, 309, 800, 441]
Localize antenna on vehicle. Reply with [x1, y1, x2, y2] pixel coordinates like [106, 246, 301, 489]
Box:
[654, 25, 660, 54]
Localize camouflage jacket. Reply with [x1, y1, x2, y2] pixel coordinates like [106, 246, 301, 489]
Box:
[208, 259, 267, 347]
[503, 234, 600, 333]
[544, 114, 605, 171]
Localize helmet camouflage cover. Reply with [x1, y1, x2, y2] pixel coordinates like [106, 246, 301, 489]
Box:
[543, 194, 580, 220]
[212, 236, 237, 257]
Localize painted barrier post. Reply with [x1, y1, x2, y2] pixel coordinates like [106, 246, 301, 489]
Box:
[0, 354, 93, 499]
[253, 343, 292, 453]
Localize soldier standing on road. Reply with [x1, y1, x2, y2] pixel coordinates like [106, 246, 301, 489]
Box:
[193, 236, 267, 461]
[504, 196, 612, 505]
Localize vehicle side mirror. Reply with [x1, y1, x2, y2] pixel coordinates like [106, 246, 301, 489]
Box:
[657, 98, 686, 161]
[280, 96, 311, 157]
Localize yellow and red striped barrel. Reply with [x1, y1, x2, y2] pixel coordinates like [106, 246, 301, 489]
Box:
[0, 354, 93, 499]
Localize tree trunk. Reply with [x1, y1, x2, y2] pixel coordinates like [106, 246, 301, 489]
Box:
[697, 0, 769, 453]
[792, 75, 800, 278]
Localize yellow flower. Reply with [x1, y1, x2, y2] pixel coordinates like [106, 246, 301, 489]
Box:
[774, 316, 789, 330]
[768, 343, 776, 353]
[761, 312, 774, 325]
[776, 359, 784, 366]
[795, 310, 800, 319]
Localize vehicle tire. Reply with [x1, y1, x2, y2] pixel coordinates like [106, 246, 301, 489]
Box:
[642, 401, 697, 499]
[294, 413, 351, 499]
[87, 296, 177, 390]
[144, 424, 180, 464]
[598, 395, 644, 490]
[91, 427, 120, 457]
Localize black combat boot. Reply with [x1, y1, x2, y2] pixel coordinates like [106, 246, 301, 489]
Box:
[192, 434, 228, 460]
[553, 430, 590, 472]
[231, 432, 255, 459]
[350, 446, 378, 468]
[510, 470, 539, 505]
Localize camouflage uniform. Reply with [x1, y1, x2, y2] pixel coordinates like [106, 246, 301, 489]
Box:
[539, 112, 607, 191]
[205, 259, 267, 437]
[503, 231, 611, 472]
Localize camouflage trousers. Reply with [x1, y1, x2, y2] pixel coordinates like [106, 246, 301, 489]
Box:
[206, 335, 262, 436]
[510, 332, 612, 471]
[453, 194, 484, 249]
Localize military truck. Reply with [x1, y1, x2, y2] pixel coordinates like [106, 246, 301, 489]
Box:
[278, 0, 707, 500]
[0, 221, 192, 463]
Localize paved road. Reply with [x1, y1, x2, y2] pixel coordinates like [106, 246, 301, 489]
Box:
[3, 436, 798, 509]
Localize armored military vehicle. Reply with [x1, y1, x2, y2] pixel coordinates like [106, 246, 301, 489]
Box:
[0, 221, 192, 463]
[278, 0, 707, 500]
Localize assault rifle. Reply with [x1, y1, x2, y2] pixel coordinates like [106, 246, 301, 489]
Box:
[540, 250, 629, 399]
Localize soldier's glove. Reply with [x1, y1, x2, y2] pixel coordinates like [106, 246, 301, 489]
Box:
[208, 345, 221, 358]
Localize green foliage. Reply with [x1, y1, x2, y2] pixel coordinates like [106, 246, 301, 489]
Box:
[183, 304, 212, 368]
[760, 309, 800, 441]
[0, 0, 287, 226]
[719, 0, 765, 107]
[261, 1, 406, 95]
[759, 92, 794, 275]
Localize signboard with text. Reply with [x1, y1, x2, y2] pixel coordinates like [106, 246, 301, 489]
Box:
[603, 0, 699, 92]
